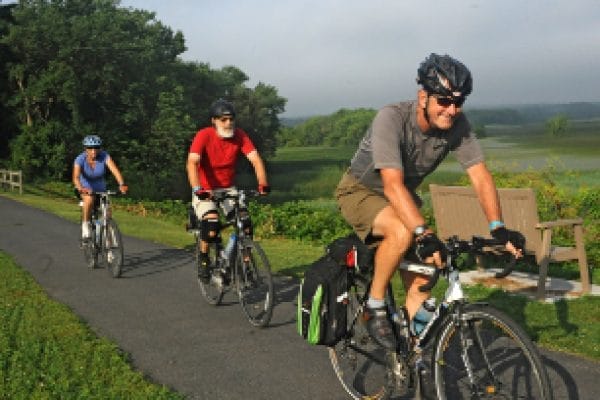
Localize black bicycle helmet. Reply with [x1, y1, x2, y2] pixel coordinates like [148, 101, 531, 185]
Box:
[417, 53, 472, 98]
[209, 99, 236, 118]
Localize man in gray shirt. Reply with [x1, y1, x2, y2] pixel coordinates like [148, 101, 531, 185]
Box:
[335, 53, 525, 349]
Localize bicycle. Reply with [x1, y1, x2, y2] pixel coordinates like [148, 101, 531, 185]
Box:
[328, 235, 553, 400]
[189, 188, 274, 327]
[77, 190, 124, 278]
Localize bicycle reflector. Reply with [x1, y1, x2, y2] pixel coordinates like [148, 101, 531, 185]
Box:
[345, 246, 357, 268]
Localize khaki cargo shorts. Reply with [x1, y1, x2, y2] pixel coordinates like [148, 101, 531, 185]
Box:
[335, 171, 389, 243]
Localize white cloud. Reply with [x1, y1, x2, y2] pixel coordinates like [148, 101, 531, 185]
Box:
[121, 0, 600, 115]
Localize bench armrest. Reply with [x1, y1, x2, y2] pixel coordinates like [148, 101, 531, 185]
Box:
[535, 218, 583, 229]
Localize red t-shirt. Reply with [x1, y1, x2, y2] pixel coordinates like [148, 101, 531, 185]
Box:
[189, 127, 256, 189]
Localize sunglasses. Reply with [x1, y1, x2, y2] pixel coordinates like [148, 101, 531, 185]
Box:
[217, 116, 235, 122]
[85, 146, 101, 150]
[432, 95, 465, 108]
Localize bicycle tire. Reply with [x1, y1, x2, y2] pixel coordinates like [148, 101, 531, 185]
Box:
[102, 220, 124, 278]
[432, 303, 553, 400]
[235, 239, 273, 327]
[82, 222, 98, 269]
[197, 238, 225, 305]
[328, 275, 397, 400]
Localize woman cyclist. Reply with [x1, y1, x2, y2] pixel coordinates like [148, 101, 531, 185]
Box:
[72, 135, 128, 240]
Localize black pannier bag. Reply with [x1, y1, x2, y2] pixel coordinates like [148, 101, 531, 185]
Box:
[326, 233, 374, 272]
[297, 254, 348, 346]
[296, 233, 373, 346]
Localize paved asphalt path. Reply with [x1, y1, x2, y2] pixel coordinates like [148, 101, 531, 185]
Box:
[1, 195, 598, 399]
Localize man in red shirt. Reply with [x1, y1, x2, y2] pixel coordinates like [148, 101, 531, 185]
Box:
[186, 98, 269, 281]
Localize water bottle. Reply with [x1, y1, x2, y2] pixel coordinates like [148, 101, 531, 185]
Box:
[412, 297, 436, 336]
[224, 233, 237, 259]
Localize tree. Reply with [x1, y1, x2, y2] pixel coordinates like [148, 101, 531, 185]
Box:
[1, 1, 287, 195]
[277, 108, 375, 147]
[0, 3, 18, 161]
[545, 114, 569, 136]
[2, 0, 185, 180]
[125, 80, 195, 199]
[231, 82, 286, 158]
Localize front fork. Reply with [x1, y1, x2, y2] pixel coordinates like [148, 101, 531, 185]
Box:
[455, 304, 500, 395]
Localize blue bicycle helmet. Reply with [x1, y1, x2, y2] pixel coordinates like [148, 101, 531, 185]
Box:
[82, 135, 102, 148]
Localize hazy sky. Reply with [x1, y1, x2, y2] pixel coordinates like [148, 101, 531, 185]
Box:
[118, 0, 600, 117]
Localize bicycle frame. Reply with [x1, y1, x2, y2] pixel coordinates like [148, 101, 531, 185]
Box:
[331, 236, 551, 400]
[397, 256, 466, 349]
[211, 189, 257, 250]
[94, 192, 113, 232]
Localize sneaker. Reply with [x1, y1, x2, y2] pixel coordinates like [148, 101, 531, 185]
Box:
[198, 254, 211, 283]
[363, 305, 396, 350]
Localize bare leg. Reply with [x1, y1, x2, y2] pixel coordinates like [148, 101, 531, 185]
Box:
[372, 206, 430, 319]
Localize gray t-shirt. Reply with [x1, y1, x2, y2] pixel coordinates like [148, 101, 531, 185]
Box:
[349, 101, 484, 195]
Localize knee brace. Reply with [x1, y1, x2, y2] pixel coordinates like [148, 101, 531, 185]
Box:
[200, 217, 220, 242]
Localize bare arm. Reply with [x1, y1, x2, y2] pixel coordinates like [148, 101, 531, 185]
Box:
[246, 150, 268, 186]
[466, 161, 502, 223]
[106, 156, 127, 193]
[72, 164, 84, 191]
[186, 152, 201, 189]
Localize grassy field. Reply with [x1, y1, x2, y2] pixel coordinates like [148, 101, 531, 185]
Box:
[1, 189, 599, 356]
[1, 125, 599, 397]
[237, 122, 600, 205]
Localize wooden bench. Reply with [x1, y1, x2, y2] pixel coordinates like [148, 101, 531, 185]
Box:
[429, 184, 590, 300]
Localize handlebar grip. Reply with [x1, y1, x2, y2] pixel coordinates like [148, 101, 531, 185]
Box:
[494, 254, 517, 278]
[418, 268, 442, 292]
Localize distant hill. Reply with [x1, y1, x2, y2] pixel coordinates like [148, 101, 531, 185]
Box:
[465, 102, 600, 126]
[280, 116, 310, 127]
[278, 102, 600, 147]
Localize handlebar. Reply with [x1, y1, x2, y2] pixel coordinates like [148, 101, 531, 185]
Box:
[194, 188, 261, 202]
[417, 235, 516, 292]
[74, 188, 121, 200]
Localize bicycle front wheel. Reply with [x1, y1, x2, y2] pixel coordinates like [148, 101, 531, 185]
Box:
[235, 240, 273, 327]
[432, 303, 552, 400]
[102, 220, 124, 278]
[82, 222, 98, 269]
[328, 275, 396, 400]
[197, 238, 225, 305]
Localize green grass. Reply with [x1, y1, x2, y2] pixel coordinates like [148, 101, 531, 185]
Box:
[0, 252, 183, 400]
[1, 127, 599, 396]
[2, 189, 599, 363]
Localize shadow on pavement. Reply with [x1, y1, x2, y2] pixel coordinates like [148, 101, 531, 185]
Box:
[120, 248, 191, 278]
[543, 354, 580, 399]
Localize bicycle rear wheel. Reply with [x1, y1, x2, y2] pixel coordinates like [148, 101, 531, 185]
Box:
[197, 238, 225, 305]
[328, 275, 396, 400]
[102, 220, 124, 278]
[432, 304, 552, 400]
[235, 240, 273, 327]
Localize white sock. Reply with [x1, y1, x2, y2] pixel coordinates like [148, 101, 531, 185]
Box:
[82, 222, 90, 238]
[367, 298, 385, 309]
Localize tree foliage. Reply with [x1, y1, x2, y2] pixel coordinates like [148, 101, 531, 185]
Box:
[545, 114, 569, 136]
[277, 108, 375, 147]
[0, 0, 286, 199]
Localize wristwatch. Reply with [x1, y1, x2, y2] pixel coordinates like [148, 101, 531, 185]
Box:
[414, 224, 428, 237]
